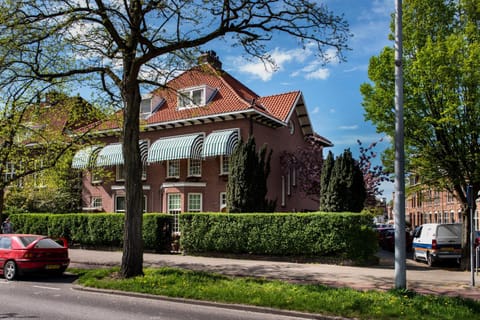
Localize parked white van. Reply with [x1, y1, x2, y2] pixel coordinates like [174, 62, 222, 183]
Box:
[412, 223, 462, 266]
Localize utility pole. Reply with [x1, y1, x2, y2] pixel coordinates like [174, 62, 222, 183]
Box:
[394, 0, 406, 289]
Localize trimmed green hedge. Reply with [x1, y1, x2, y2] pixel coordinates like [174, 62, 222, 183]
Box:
[180, 212, 378, 262]
[7, 212, 378, 263]
[9, 213, 172, 252]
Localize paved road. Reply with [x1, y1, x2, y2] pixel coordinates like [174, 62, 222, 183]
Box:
[69, 249, 480, 301]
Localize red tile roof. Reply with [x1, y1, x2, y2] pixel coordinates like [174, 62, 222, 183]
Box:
[87, 60, 314, 137]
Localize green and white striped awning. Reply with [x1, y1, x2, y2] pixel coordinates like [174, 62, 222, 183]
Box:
[201, 129, 239, 158]
[72, 145, 102, 169]
[147, 133, 204, 163]
[96, 140, 148, 167]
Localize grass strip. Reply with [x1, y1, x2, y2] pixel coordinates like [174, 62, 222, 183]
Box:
[71, 267, 480, 320]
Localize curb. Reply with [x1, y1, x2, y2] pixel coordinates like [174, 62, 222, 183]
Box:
[72, 284, 352, 320]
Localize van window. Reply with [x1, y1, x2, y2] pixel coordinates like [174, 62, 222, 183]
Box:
[413, 226, 422, 238]
[437, 224, 461, 237]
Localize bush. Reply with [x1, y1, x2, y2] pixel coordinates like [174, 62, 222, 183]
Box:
[8, 213, 172, 252]
[180, 212, 378, 263]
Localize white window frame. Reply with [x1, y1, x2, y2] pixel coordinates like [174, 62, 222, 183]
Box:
[140, 96, 152, 115]
[220, 192, 227, 212]
[92, 197, 102, 209]
[167, 160, 180, 178]
[115, 195, 126, 213]
[142, 194, 148, 213]
[168, 193, 182, 234]
[33, 160, 46, 188]
[116, 164, 147, 182]
[91, 169, 102, 184]
[178, 87, 205, 109]
[4, 162, 15, 182]
[187, 193, 202, 212]
[116, 165, 125, 181]
[188, 158, 202, 177]
[220, 155, 229, 175]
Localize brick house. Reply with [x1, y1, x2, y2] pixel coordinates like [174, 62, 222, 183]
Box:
[72, 52, 332, 223]
[389, 175, 480, 230]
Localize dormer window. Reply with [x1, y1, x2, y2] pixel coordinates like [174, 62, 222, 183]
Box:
[140, 96, 152, 115]
[140, 94, 165, 119]
[177, 85, 216, 110]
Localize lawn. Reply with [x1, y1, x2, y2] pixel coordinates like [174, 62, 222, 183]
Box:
[71, 267, 480, 320]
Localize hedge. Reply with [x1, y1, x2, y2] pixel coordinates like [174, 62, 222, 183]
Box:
[8, 213, 172, 252]
[180, 212, 378, 262]
[6, 211, 378, 263]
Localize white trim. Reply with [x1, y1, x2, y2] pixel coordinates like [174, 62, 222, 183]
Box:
[112, 185, 151, 190]
[161, 182, 207, 188]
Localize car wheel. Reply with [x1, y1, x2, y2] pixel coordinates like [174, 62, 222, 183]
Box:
[427, 253, 435, 267]
[4, 260, 17, 280]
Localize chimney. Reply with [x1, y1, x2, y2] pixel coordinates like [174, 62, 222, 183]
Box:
[198, 50, 222, 70]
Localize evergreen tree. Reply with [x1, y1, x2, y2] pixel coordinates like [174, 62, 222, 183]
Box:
[319, 151, 334, 211]
[227, 136, 274, 213]
[320, 149, 366, 212]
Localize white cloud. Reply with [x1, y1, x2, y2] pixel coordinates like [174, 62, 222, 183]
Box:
[311, 106, 320, 114]
[305, 68, 330, 80]
[338, 125, 359, 130]
[236, 47, 310, 81]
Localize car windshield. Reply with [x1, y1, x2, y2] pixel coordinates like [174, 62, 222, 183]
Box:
[17, 236, 64, 248]
[17, 236, 41, 247]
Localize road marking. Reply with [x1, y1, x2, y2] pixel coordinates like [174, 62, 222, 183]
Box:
[33, 285, 60, 290]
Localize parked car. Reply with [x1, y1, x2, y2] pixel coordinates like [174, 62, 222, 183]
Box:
[412, 223, 462, 266]
[475, 230, 480, 248]
[378, 228, 412, 252]
[0, 234, 70, 280]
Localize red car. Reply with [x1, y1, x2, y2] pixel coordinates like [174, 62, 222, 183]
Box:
[0, 234, 70, 280]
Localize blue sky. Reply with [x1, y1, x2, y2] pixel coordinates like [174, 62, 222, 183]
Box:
[211, 0, 396, 200]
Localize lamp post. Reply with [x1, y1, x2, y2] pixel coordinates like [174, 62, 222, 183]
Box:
[394, 0, 406, 289]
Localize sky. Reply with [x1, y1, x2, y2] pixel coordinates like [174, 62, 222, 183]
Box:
[208, 0, 396, 200]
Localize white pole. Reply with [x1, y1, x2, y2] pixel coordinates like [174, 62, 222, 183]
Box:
[394, 0, 407, 289]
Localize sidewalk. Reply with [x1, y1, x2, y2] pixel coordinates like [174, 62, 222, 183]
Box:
[69, 249, 480, 301]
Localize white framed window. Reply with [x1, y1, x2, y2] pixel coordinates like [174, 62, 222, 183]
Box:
[4, 162, 15, 182]
[167, 160, 180, 178]
[91, 169, 102, 184]
[142, 195, 147, 213]
[117, 164, 147, 181]
[177, 85, 216, 109]
[92, 197, 102, 208]
[188, 193, 202, 212]
[220, 155, 229, 175]
[115, 195, 126, 213]
[116, 165, 125, 181]
[188, 158, 201, 177]
[33, 160, 46, 188]
[140, 97, 152, 115]
[220, 192, 227, 212]
[168, 193, 182, 234]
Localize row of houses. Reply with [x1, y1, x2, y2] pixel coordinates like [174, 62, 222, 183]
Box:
[386, 175, 480, 230]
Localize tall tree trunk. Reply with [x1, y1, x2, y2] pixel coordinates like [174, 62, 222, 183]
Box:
[120, 79, 144, 278]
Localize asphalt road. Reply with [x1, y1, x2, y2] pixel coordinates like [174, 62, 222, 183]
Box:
[0, 275, 319, 320]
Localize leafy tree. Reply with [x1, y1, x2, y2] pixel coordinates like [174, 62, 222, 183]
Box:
[227, 136, 275, 213]
[320, 149, 366, 213]
[280, 135, 327, 203]
[360, 0, 480, 267]
[357, 139, 392, 208]
[0, 0, 350, 277]
[0, 87, 99, 224]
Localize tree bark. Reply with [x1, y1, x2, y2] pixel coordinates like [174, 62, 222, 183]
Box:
[120, 76, 144, 278]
